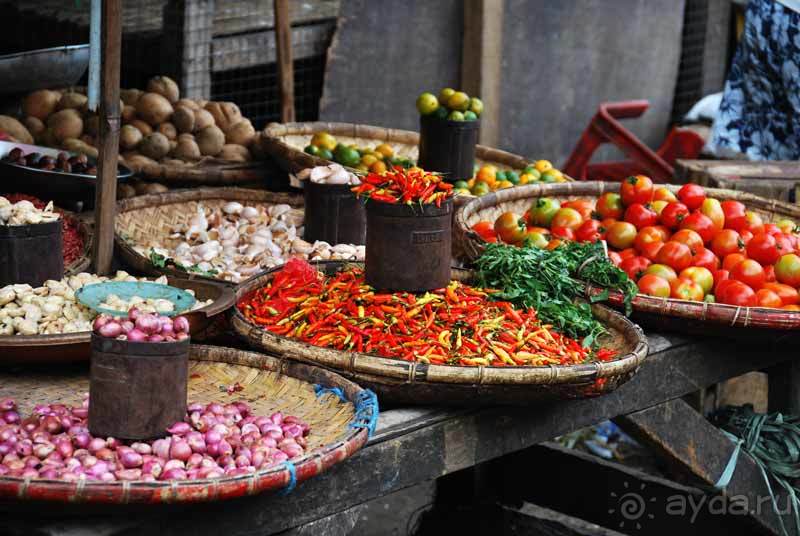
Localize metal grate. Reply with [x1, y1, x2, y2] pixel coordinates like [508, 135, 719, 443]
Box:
[0, 0, 338, 126]
[672, 0, 710, 123]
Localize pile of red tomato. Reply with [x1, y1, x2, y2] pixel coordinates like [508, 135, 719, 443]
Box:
[471, 176, 800, 310]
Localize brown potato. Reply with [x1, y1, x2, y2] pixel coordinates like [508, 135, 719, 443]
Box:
[146, 76, 180, 104]
[157, 122, 177, 140]
[172, 106, 195, 133]
[62, 138, 98, 159]
[173, 138, 202, 161]
[196, 125, 225, 156]
[120, 88, 143, 107]
[204, 101, 242, 132]
[0, 116, 33, 144]
[193, 109, 215, 131]
[219, 144, 251, 162]
[22, 90, 61, 120]
[139, 132, 171, 160]
[57, 92, 88, 111]
[175, 98, 199, 111]
[47, 109, 83, 142]
[121, 105, 137, 123]
[135, 92, 174, 126]
[224, 119, 255, 146]
[120, 124, 143, 150]
[124, 154, 159, 173]
[129, 119, 153, 137]
[22, 116, 45, 141]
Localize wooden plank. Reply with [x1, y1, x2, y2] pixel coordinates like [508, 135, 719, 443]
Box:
[461, 0, 503, 147]
[618, 398, 788, 535]
[273, 0, 295, 123]
[163, 0, 215, 99]
[499, 503, 628, 536]
[675, 159, 800, 202]
[91, 0, 122, 275]
[1, 335, 792, 535]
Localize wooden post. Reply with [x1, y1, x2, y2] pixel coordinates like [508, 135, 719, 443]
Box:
[274, 0, 295, 122]
[461, 0, 503, 147]
[92, 0, 122, 275]
[163, 0, 215, 99]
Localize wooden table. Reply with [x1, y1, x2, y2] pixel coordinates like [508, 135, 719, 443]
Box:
[0, 331, 792, 535]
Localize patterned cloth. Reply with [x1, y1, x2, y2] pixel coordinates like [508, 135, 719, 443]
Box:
[708, 0, 800, 160]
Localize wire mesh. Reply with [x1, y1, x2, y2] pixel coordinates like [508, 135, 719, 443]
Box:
[0, 0, 338, 127]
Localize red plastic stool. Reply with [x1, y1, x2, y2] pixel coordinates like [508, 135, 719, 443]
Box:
[562, 101, 705, 183]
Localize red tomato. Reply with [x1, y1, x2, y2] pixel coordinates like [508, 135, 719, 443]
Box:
[692, 247, 720, 271]
[721, 200, 746, 224]
[546, 239, 563, 250]
[711, 229, 744, 258]
[596, 193, 624, 220]
[472, 221, 498, 243]
[722, 253, 748, 272]
[670, 277, 704, 301]
[620, 256, 651, 280]
[608, 251, 622, 266]
[680, 211, 716, 244]
[575, 219, 604, 243]
[606, 222, 638, 250]
[728, 211, 764, 235]
[765, 265, 776, 283]
[680, 266, 714, 294]
[550, 226, 575, 241]
[550, 208, 584, 231]
[621, 175, 654, 206]
[656, 241, 693, 271]
[634, 226, 666, 253]
[755, 288, 783, 309]
[659, 202, 690, 230]
[618, 248, 637, 261]
[700, 198, 725, 231]
[645, 263, 678, 282]
[639, 241, 664, 262]
[651, 200, 668, 216]
[762, 223, 781, 236]
[494, 213, 526, 243]
[731, 259, 766, 290]
[774, 233, 795, 256]
[775, 253, 800, 288]
[746, 233, 780, 266]
[624, 203, 658, 230]
[717, 280, 756, 307]
[653, 187, 677, 203]
[713, 269, 730, 292]
[777, 219, 798, 234]
[637, 274, 671, 298]
[782, 304, 800, 311]
[561, 199, 595, 221]
[763, 282, 800, 305]
[677, 184, 706, 211]
[740, 230, 754, 245]
[671, 229, 705, 254]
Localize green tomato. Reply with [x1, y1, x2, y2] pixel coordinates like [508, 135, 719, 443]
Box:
[453, 180, 470, 190]
[505, 171, 520, 184]
[524, 231, 549, 249]
[529, 197, 561, 226]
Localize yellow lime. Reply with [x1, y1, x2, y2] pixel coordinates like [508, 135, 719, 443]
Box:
[438, 87, 456, 104]
[448, 110, 465, 121]
[416, 92, 440, 115]
[447, 91, 470, 112]
[311, 132, 337, 151]
[361, 154, 378, 167]
[498, 180, 514, 189]
[369, 160, 387, 174]
[518, 173, 532, 185]
[471, 181, 490, 196]
[375, 143, 394, 158]
[468, 97, 484, 116]
[534, 159, 553, 173]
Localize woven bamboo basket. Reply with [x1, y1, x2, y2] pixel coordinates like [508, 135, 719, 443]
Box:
[455, 181, 800, 338]
[0, 277, 234, 365]
[115, 188, 303, 285]
[231, 261, 648, 405]
[124, 156, 268, 188]
[0, 344, 376, 504]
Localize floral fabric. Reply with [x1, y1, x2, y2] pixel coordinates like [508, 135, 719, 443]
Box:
[708, 0, 800, 160]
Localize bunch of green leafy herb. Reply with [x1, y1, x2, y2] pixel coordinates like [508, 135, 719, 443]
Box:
[474, 241, 637, 346]
[149, 249, 219, 277]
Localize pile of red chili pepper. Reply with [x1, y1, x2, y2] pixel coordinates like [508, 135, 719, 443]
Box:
[2, 193, 84, 266]
[238, 259, 617, 367]
[352, 166, 454, 206]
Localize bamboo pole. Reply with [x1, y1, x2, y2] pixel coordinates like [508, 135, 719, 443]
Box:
[274, 0, 295, 122]
[92, 0, 122, 274]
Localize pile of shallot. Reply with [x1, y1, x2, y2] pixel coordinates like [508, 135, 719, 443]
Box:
[0, 397, 311, 481]
[93, 308, 190, 343]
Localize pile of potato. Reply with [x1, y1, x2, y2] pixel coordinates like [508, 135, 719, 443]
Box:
[1, 75, 260, 170]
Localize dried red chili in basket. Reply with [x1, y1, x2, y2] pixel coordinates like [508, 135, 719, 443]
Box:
[238, 260, 617, 367]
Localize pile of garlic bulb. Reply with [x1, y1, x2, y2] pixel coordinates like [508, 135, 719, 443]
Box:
[0, 272, 208, 336]
[291, 164, 361, 186]
[0, 197, 59, 225]
[135, 201, 364, 283]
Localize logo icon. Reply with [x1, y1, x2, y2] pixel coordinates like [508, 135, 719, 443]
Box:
[608, 481, 656, 530]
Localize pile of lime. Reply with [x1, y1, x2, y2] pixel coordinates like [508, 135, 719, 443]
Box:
[416, 88, 483, 122]
[451, 160, 568, 196]
[304, 131, 414, 173]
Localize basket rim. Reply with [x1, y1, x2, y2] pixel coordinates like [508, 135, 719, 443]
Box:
[454, 180, 800, 330]
[230, 261, 649, 386]
[114, 187, 304, 287]
[0, 344, 374, 504]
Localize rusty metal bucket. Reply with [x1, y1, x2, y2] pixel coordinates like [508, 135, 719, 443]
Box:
[303, 181, 366, 245]
[418, 115, 480, 182]
[0, 220, 63, 287]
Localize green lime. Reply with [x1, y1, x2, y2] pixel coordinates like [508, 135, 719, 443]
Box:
[438, 88, 456, 104]
[463, 111, 478, 121]
[540, 171, 558, 183]
[468, 97, 484, 116]
[448, 111, 465, 121]
[416, 92, 440, 115]
[318, 148, 333, 160]
[505, 171, 520, 184]
[334, 145, 361, 168]
[304, 144, 320, 156]
[453, 180, 469, 190]
[471, 181, 490, 196]
[495, 170, 507, 182]
[523, 165, 537, 175]
[447, 91, 470, 112]
[433, 106, 449, 120]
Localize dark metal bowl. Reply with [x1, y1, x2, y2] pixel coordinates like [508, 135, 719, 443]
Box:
[0, 45, 89, 95]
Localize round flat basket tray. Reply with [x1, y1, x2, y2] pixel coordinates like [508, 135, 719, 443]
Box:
[456, 181, 800, 340]
[115, 188, 304, 286]
[231, 261, 648, 405]
[0, 276, 234, 365]
[123, 156, 268, 188]
[0, 344, 376, 504]
[260, 121, 556, 207]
